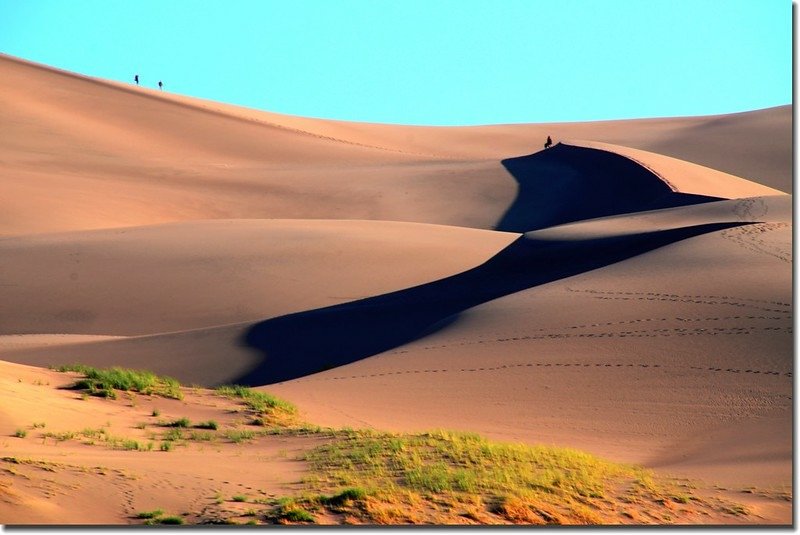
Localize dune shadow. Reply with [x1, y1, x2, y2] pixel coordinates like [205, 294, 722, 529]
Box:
[238, 221, 746, 386]
[496, 143, 722, 232]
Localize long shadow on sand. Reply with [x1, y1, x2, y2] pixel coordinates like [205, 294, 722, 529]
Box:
[496, 143, 722, 232]
[239, 222, 747, 385]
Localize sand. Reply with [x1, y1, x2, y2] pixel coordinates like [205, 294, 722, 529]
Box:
[0, 53, 791, 525]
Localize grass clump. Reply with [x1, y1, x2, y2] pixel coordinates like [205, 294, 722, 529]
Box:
[13, 429, 27, 438]
[224, 430, 256, 443]
[194, 420, 218, 430]
[159, 441, 173, 452]
[281, 508, 315, 523]
[320, 487, 369, 507]
[158, 516, 185, 525]
[44, 431, 77, 442]
[136, 509, 164, 519]
[54, 364, 182, 400]
[215, 385, 297, 425]
[166, 417, 191, 428]
[267, 499, 316, 524]
[232, 495, 248, 502]
[188, 431, 214, 441]
[295, 429, 680, 524]
[162, 428, 184, 441]
[43, 428, 153, 451]
[138, 509, 184, 525]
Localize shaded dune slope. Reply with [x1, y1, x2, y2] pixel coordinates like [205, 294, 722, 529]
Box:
[266, 195, 790, 488]
[496, 143, 721, 232]
[0, 138, 785, 387]
[241, 222, 743, 385]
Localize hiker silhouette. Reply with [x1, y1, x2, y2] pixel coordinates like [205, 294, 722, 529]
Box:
[158, 80, 163, 90]
[544, 135, 553, 149]
[134, 74, 139, 85]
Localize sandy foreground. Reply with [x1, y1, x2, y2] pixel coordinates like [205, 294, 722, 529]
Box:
[0, 53, 792, 525]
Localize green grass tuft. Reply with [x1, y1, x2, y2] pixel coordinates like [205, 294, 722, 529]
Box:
[215, 385, 296, 425]
[158, 516, 185, 525]
[278, 507, 315, 523]
[136, 509, 164, 519]
[320, 487, 369, 507]
[187, 431, 214, 441]
[167, 417, 191, 428]
[224, 430, 256, 443]
[54, 364, 182, 400]
[296, 429, 672, 524]
[162, 428, 184, 441]
[13, 429, 27, 438]
[194, 420, 218, 430]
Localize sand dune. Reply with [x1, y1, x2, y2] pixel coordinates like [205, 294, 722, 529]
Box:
[0, 54, 790, 235]
[0, 219, 517, 336]
[269, 195, 791, 489]
[0, 53, 791, 524]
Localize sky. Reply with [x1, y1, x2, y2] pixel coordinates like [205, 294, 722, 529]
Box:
[0, 0, 791, 126]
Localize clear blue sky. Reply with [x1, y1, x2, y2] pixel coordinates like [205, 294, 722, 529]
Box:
[0, 0, 791, 126]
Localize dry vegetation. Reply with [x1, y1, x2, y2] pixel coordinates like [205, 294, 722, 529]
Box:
[3, 364, 773, 526]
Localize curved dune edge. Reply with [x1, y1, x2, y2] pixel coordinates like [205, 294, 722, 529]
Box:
[8, 52, 789, 187]
[263, 196, 789, 485]
[527, 194, 791, 241]
[0, 220, 751, 387]
[0, 52, 791, 525]
[569, 140, 785, 198]
[0, 54, 790, 237]
[0, 219, 519, 337]
[496, 142, 723, 233]
[0, 334, 126, 352]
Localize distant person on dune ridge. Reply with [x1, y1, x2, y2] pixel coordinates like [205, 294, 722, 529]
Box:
[158, 80, 163, 90]
[134, 74, 139, 85]
[544, 135, 553, 149]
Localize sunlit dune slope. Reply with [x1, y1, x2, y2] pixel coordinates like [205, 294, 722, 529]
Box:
[0, 52, 792, 511]
[268, 195, 791, 488]
[0, 219, 518, 337]
[0, 54, 790, 235]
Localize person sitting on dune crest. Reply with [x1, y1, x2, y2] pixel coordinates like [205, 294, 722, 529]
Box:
[158, 80, 163, 91]
[134, 74, 139, 85]
[544, 135, 553, 149]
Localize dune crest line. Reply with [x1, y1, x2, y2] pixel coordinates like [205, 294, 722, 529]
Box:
[496, 143, 721, 232]
[240, 222, 747, 385]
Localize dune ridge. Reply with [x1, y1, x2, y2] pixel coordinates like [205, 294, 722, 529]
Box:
[0, 53, 791, 524]
[0, 53, 791, 235]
